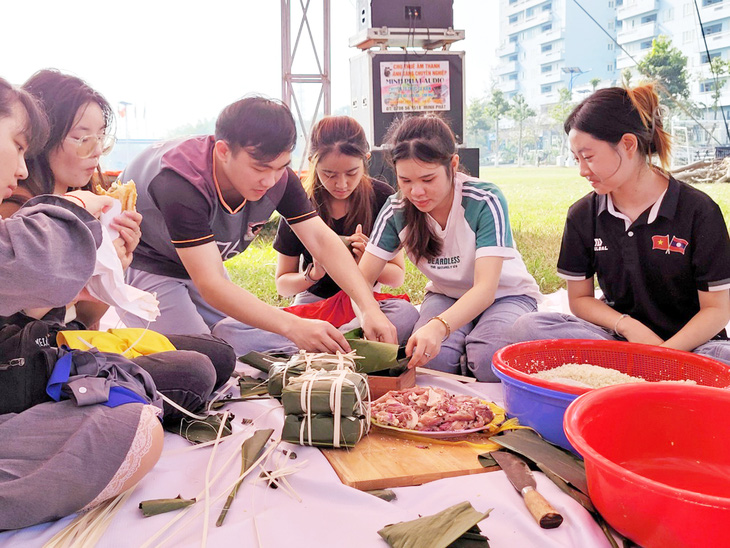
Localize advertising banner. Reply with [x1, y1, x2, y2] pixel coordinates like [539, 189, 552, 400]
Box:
[380, 60, 450, 112]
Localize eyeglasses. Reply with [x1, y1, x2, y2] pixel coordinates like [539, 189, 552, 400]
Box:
[65, 134, 116, 158]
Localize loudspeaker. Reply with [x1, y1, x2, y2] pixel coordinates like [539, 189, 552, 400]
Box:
[357, 0, 454, 32]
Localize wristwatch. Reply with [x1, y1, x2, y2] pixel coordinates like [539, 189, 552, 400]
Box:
[303, 262, 320, 284]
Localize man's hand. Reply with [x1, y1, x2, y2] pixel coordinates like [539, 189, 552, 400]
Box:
[360, 306, 398, 344]
[288, 317, 352, 354]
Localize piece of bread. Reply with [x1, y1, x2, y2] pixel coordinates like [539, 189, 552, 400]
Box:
[96, 180, 137, 212]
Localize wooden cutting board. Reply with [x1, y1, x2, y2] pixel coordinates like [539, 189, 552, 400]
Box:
[321, 426, 500, 491]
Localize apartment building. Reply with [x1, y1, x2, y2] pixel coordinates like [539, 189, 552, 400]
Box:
[495, 0, 730, 120]
[495, 0, 618, 112]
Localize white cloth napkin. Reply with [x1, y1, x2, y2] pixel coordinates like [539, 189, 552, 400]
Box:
[84, 203, 160, 322]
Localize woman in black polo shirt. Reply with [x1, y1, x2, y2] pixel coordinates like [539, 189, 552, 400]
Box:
[511, 83, 730, 365]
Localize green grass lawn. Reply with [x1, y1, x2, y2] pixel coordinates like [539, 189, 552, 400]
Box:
[225, 166, 730, 306]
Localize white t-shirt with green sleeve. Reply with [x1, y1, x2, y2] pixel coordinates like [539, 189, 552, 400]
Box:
[366, 172, 541, 301]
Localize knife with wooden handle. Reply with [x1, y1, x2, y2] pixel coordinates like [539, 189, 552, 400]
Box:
[492, 451, 564, 529]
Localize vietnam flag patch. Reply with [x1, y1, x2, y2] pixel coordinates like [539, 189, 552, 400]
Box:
[652, 234, 669, 251]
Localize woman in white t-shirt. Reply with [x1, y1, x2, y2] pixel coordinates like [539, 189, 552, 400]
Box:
[359, 115, 541, 381]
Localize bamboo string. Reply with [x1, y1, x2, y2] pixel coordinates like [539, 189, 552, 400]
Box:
[202, 411, 230, 548]
[142, 438, 281, 548]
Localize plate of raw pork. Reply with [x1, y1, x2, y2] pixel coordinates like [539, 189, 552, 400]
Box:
[369, 386, 505, 439]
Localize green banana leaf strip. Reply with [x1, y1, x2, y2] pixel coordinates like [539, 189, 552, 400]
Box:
[378, 502, 491, 548]
[449, 524, 491, 547]
[490, 430, 588, 494]
[237, 351, 291, 373]
[216, 428, 274, 527]
[477, 453, 497, 469]
[239, 375, 270, 398]
[367, 489, 397, 502]
[344, 328, 408, 375]
[170, 414, 234, 444]
[139, 495, 196, 517]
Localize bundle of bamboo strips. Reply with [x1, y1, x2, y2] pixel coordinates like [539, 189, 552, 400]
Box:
[671, 157, 730, 184]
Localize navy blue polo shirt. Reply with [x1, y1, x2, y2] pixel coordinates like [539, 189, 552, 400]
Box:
[557, 176, 730, 341]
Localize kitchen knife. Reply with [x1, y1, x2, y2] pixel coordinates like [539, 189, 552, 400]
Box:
[492, 451, 564, 529]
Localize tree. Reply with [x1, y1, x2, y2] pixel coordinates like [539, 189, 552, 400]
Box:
[547, 88, 575, 165]
[485, 88, 510, 166]
[590, 77, 601, 92]
[508, 94, 536, 166]
[636, 35, 690, 107]
[465, 97, 491, 161]
[708, 57, 730, 120]
[622, 68, 633, 87]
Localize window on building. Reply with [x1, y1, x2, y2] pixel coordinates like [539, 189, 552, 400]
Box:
[509, 74, 518, 80]
[704, 23, 722, 35]
[640, 40, 653, 49]
[701, 51, 722, 63]
[543, 3, 552, 11]
[541, 43, 553, 52]
[700, 81, 716, 92]
[510, 35, 519, 43]
[541, 64, 552, 73]
[526, 7, 535, 17]
[542, 23, 552, 32]
[541, 85, 552, 93]
[509, 0, 517, 3]
[683, 29, 695, 43]
[608, 42, 614, 49]
[607, 63, 614, 71]
[641, 14, 657, 24]
[616, 19, 623, 29]
[509, 54, 518, 62]
[608, 0, 614, 6]
[664, 8, 674, 21]
[703, 0, 723, 6]
[683, 3, 693, 16]
[608, 21, 614, 30]
[509, 14, 518, 24]
[616, 0, 623, 5]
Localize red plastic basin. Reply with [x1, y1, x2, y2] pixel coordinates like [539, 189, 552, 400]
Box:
[564, 383, 730, 548]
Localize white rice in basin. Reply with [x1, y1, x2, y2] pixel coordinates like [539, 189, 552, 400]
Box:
[531, 363, 696, 389]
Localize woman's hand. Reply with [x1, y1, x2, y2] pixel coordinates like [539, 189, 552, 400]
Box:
[63, 190, 114, 218]
[619, 316, 664, 345]
[347, 224, 369, 262]
[111, 210, 142, 269]
[308, 260, 327, 282]
[405, 321, 446, 369]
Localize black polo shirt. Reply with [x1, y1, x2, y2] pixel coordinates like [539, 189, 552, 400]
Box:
[557, 176, 730, 341]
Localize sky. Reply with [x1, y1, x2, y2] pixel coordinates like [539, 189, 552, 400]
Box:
[2, 0, 499, 139]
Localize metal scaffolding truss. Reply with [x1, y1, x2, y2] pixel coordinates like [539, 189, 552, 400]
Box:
[281, 0, 331, 172]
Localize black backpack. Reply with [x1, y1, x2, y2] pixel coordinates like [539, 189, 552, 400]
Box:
[0, 319, 59, 414]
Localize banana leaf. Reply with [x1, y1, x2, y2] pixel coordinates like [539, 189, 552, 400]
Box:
[170, 414, 233, 444]
[237, 351, 291, 374]
[343, 328, 409, 375]
[489, 429, 588, 494]
[281, 371, 369, 416]
[367, 489, 397, 502]
[216, 428, 274, 527]
[139, 495, 196, 517]
[282, 413, 368, 448]
[378, 501, 491, 548]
